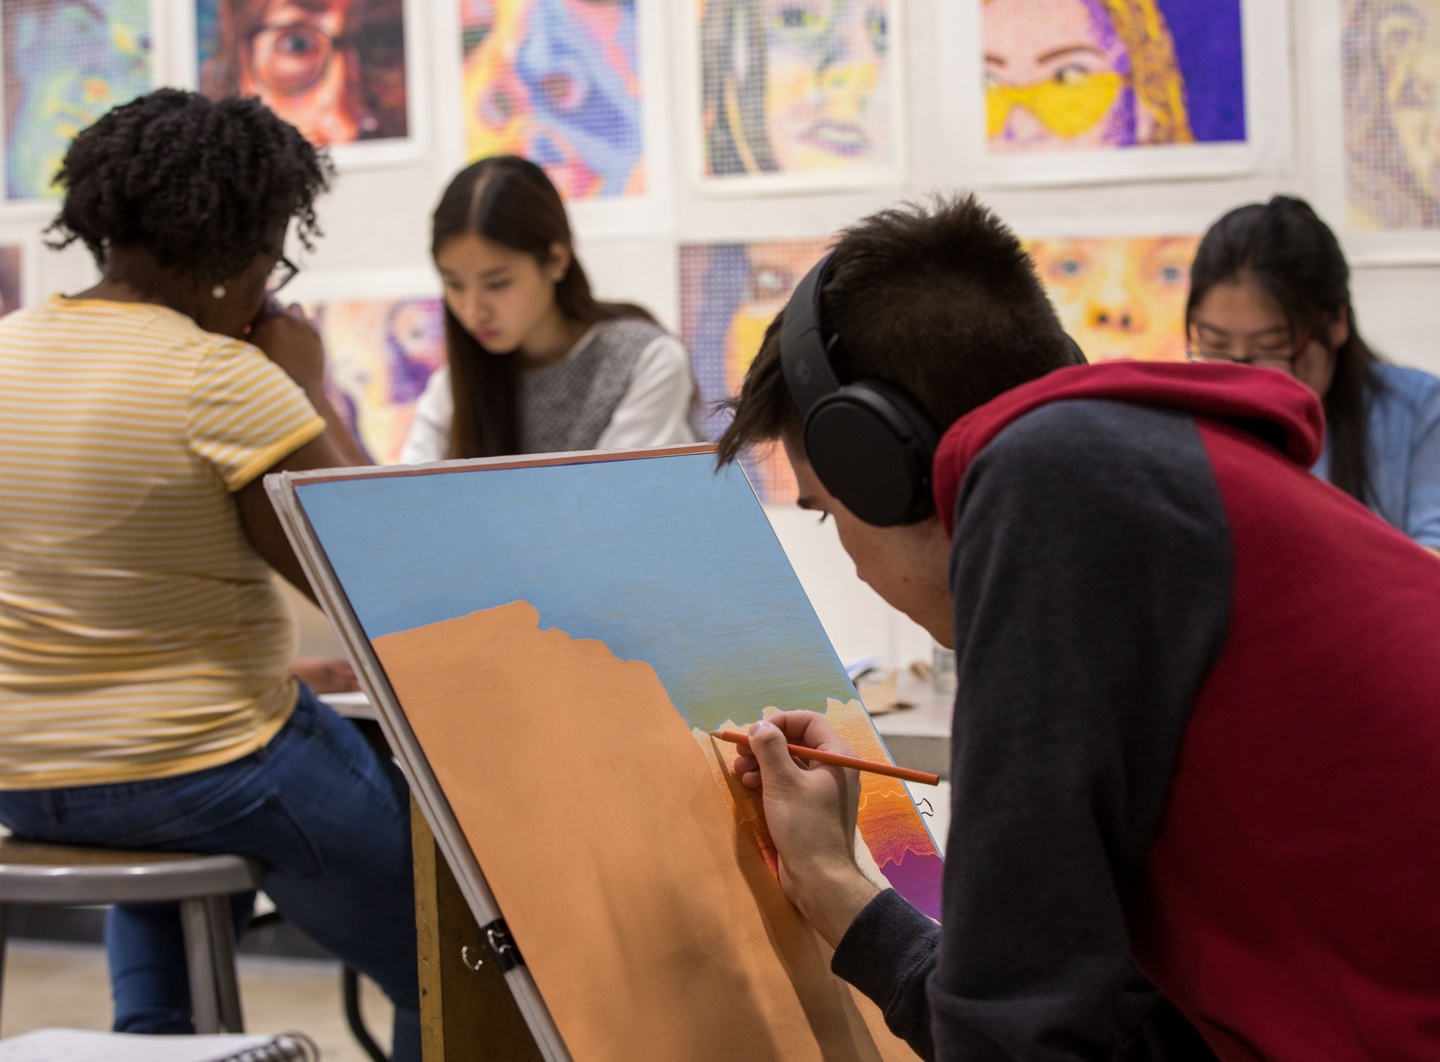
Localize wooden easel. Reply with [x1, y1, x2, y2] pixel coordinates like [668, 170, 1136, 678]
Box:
[412, 800, 545, 1061]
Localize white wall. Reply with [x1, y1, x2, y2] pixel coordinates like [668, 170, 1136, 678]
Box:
[28, 1, 1440, 670]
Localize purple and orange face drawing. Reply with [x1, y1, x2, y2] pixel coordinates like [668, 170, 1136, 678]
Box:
[315, 297, 445, 464]
[460, 0, 644, 199]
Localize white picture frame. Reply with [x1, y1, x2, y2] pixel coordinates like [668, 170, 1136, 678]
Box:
[680, 0, 908, 197]
[937, 0, 1293, 188]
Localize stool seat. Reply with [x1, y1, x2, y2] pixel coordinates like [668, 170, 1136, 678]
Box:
[0, 838, 262, 905]
[0, 837, 263, 1035]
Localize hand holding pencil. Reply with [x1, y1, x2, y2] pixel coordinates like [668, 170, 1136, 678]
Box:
[726, 713, 890, 946]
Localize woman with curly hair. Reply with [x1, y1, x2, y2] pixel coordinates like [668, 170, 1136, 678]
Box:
[0, 89, 419, 1057]
[984, 0, 1195, 152]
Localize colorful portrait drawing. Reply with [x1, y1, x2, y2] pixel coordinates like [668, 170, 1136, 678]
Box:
[699, 0, 896, 179]
[197, 0, 409, 146]
[309, 297, 445, 464]
[679, 239, 831, 503]
[0, 246, 22, 316]
[1025, 235, 1198, 362]
[983, 0, 1245, 154]
[1344, 1, 1440, 231]
[460, 0, 644, 200]
[3, 0, 151, 201]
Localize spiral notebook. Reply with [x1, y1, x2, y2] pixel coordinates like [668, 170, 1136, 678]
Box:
[0, 1029, 316, 1061]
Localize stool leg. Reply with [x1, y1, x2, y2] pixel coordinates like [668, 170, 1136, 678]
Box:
[205, 895, 244, 1033]
[180, 898, 220, 1034]
[0, 902, 9, 1031]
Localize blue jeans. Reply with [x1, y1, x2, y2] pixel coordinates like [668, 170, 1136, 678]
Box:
[0, 686, 419, 1061]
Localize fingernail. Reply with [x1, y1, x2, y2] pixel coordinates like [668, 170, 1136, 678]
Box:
[750, 720, 775, 738]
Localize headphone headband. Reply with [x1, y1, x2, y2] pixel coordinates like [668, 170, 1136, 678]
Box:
[779, 253, 843, 416]
[777, 253, 940, 527]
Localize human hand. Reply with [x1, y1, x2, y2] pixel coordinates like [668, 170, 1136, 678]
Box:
[289, 656, 359, 694]
[732, 712, 881, 945]
[247, 299, 327, 391]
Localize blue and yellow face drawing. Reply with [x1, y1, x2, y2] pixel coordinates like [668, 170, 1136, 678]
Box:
[4, 0, 151, 201]
[461, 0, 644, 199]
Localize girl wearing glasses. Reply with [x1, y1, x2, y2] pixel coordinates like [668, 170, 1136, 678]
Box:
[0, 91, 420, 1057]
[401, 156, 699, 463]
[1186, 195, 1440, 552]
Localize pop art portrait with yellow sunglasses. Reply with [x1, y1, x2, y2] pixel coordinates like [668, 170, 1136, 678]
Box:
[952, 0, 1289, 186]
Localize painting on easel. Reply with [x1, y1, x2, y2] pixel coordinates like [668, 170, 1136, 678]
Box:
[277, 447, 939, 1060]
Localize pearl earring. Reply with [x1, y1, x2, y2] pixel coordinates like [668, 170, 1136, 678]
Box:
[212, 284, 226, 299]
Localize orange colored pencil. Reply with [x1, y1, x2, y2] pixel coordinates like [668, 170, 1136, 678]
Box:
[709, 729, 940, 787]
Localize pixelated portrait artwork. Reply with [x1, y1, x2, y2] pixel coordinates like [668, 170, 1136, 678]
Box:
[309, 297, 445, 464]
[460, 0, 644, 201]
[680, 239, 830, 503]
[697, 0, 898, 183]
[197, 0, 409, 147]
[0, 246, 22, 315]
[1025, 235, 1198, 362]
[1344, 1, 1440, 231]
[983, 0, 1246, 155]
[3, 0, 152, 201]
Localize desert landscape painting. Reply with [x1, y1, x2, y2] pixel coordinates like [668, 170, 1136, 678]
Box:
[293, 450, 940, 1057]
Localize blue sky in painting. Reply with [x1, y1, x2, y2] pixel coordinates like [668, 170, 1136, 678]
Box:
[296, 454, 853, 731]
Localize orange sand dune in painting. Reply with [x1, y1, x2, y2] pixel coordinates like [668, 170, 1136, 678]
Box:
[374, 602, 919, 1062]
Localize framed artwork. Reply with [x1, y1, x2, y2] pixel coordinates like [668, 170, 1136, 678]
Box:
[684, 0, 905, 194]
[679, 238, 831, 503]
[1024, 234, 1198, 362]
[192, 0, 426, 166]
[940, 0, 1292, 185]
[305, 295, 446, 465]
[454, 0, 646, 201]
[2, 0, 154, 204]
[270, 448, 941, 1059]
[1305, 0, 1440, 263]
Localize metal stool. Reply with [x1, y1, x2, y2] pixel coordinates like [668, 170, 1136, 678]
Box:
[0, 836, 261, 1034]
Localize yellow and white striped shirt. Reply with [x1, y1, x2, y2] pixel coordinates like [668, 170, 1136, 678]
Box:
[0, 297, 325, 789]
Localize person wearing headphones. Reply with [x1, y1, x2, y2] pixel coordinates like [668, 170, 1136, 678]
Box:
[714, 196, 1440, 1059]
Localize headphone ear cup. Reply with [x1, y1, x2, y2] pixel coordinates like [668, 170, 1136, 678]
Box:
[804, 381, 939, 527]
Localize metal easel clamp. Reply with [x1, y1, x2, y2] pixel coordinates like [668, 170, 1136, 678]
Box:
[482, 918, 524, 973]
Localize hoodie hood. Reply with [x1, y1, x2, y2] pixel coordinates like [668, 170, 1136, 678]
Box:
[932, 361, 1326, 536]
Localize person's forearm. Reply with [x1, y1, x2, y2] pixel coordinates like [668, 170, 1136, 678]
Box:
[790, 861, 883, 948]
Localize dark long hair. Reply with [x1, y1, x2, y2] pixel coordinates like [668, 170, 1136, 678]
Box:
[431, 155, 654, 458]
[1187, 195, 1380, 505]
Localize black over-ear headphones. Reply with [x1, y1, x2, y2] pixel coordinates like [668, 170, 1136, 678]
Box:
[780, 253, 941, 527]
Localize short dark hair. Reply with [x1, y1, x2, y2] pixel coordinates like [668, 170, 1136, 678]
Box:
[717, 194, 1074, 464]
[47, 89, 331, 285]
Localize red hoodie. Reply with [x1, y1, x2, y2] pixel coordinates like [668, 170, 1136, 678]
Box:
[924, 362, 1440, 1058]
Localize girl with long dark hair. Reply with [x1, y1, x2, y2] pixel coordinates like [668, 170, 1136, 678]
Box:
[1186, 195, 1440, 551]
[400, 155, 698, 462]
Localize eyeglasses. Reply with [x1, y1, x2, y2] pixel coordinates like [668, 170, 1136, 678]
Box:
[267, 252, 299, 296]
[986, 70, 1124, 139]
[246, 21, 405, 95]
[1184, 343, 1305, 371]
